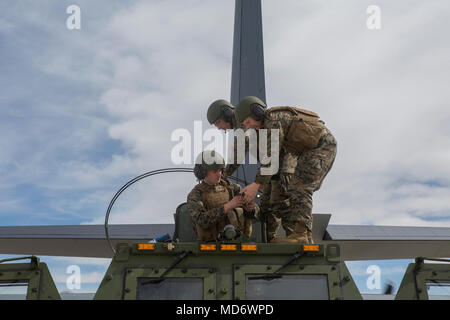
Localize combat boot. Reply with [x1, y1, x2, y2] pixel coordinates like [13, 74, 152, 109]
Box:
[270, 223, 309, 244]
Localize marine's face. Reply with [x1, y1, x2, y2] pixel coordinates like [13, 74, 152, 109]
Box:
[242, 116, 262, 130]
[214, 118, 231, 131]
[204, 169, 222, 185]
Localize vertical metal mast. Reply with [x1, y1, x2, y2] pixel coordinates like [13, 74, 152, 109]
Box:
[230, 0, 266, 184]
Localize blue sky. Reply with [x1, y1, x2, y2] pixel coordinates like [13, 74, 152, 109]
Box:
[1, 0, 449, 297]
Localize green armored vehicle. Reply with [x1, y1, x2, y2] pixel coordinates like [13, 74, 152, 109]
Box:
[93, 203, 450, 300]
[0, 256, 60, 300]
[94, 242, 359, 300]
[1, 203, 449, 300]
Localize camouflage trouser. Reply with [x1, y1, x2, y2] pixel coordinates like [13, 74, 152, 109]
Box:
[261, 128, 336, 239]
[284, 128, 337, 233]
[259, 180, 283, 242]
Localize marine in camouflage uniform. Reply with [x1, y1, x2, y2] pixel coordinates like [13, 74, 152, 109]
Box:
[258, 150, 298, 242]
[187, 150, 259, 242]
[207, 99, 293, 242]
[236, 96, 337, 244]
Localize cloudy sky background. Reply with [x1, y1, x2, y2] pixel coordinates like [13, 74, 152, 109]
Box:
[1, 0, 449, 296]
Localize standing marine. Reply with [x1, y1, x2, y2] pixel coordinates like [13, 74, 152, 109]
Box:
[236, 96, 337, 244]
[187, 150, 259, 242]
[207, 99, 288, 242]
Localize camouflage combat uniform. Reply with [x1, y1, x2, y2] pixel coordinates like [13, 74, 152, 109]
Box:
[258, 150, 298, 241]
[255, 107, 337, 242]
[222, 123, 290, 242]
[187, 178, 259, 242]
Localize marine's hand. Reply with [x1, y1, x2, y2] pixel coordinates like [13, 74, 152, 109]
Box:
[224, 195, 245, 212]
[241, 182, 260, 203]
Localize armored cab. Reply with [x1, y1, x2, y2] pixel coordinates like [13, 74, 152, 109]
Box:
[395, 257, 450, 300]
[0, 256, 61, 300]
[94, 242, 361, 300]
[96, 201, 362, 300]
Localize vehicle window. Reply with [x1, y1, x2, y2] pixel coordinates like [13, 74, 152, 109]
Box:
[136, 277, 203, 300]
[426, 280, 450, 300]
[0, 280, 28, 300]
[246, 274, 329, 300]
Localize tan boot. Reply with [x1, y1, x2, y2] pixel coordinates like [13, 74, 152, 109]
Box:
[270, 223, 309, 244]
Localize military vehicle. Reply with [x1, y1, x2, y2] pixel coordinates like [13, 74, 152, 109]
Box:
[1, 0, 449, 301]
[2, 224, 450, 300]
[0, 256, 60, 300]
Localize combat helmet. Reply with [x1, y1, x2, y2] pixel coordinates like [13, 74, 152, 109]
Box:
[193, 150, 225, 180]
[207, 99, 235, 125]
[235, 96, 267, 124]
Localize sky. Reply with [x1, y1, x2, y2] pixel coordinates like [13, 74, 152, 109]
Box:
[0, 0, 449, 297]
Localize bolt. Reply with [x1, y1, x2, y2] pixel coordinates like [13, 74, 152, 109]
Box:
[221, 288, 228, 294]
[181, 268, 187, 274]
[266, 266, 272, 270]
[31, 288, 38, 293]
[208, 289, 214, 294]
[124, 288, 130, 293]
[105, 275, 113, 281]
[235, 281, 240, 285]
[209, 268, 215, 273]
[235, 266, 240, 270]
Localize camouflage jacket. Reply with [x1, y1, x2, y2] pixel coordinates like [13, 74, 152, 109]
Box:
[187, 179, 258, 230]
